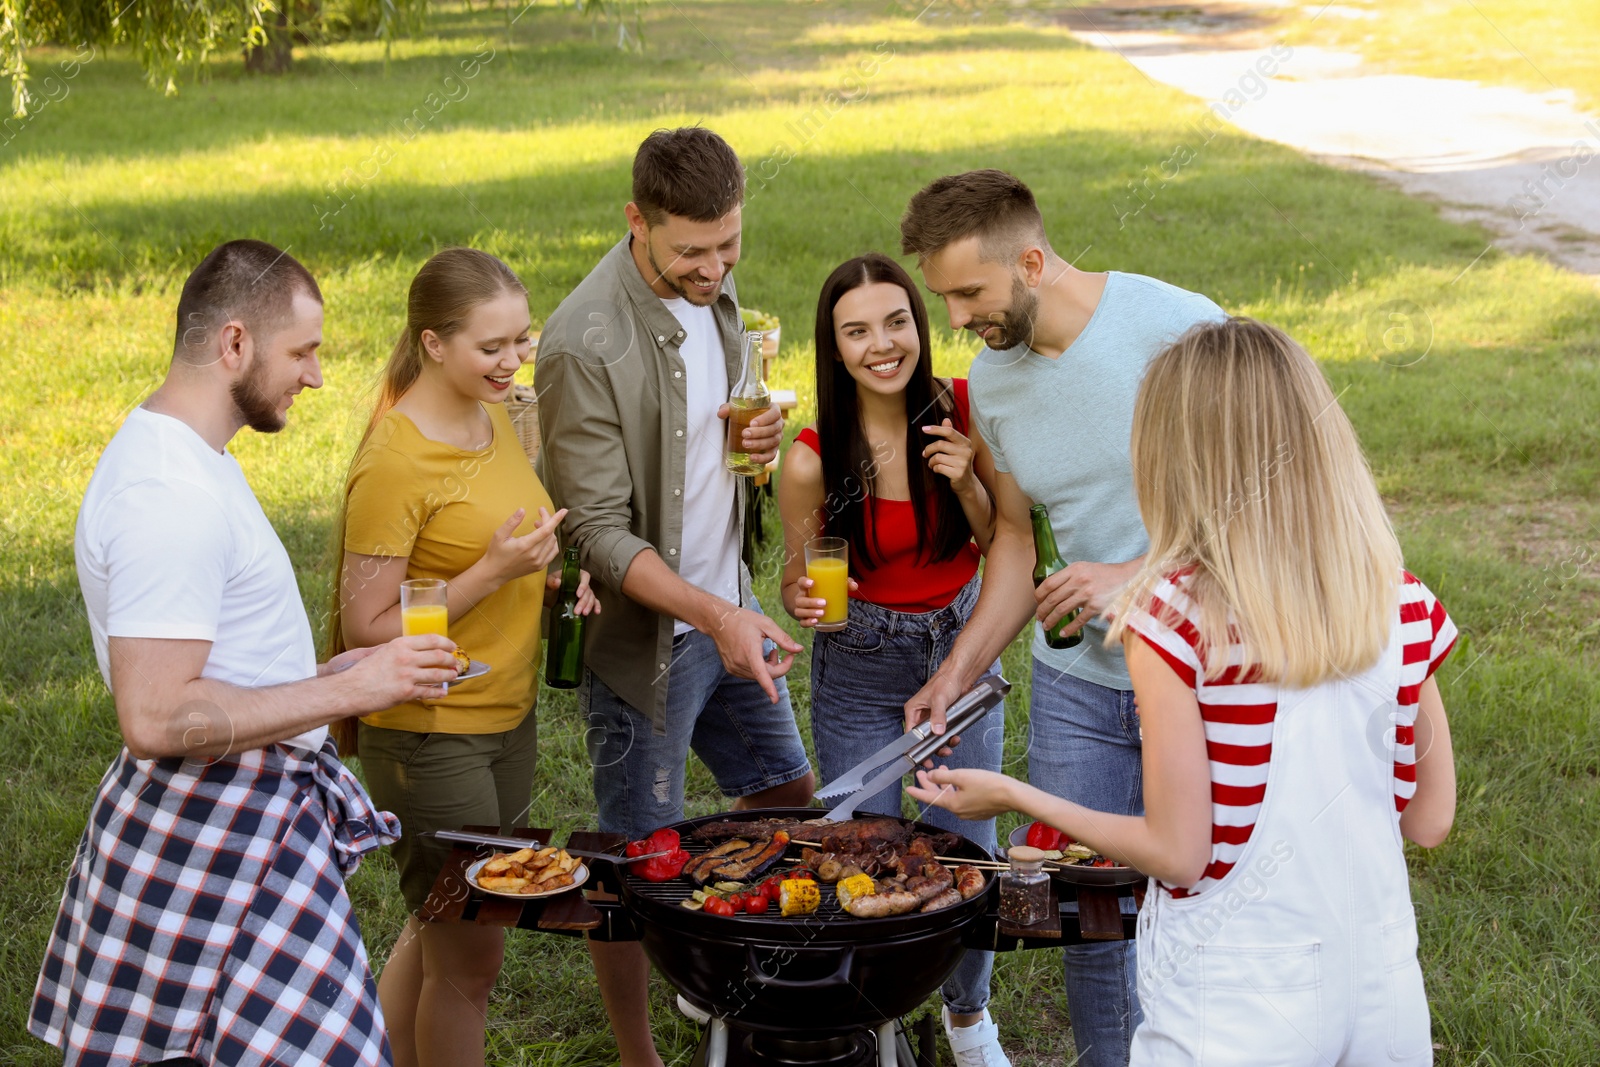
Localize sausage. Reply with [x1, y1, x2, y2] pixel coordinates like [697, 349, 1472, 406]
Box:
[903, 862, 954, 905]
[954, 865, 986, 900]
[920, 888, 963, 912]
[842, 888, 919, 918]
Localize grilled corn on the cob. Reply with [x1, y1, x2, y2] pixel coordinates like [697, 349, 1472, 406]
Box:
[778, 877, 819, 918]
[835, 873, 876, 909]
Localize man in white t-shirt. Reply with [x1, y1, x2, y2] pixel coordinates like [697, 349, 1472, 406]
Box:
[31, 240, 459, 1067]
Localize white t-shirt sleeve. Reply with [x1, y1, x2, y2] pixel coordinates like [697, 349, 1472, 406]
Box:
[100, 478, 233, 642]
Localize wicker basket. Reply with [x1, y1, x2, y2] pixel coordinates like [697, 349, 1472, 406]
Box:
[506, 384, 541, 465]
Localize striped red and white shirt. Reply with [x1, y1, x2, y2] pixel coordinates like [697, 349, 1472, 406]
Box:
[1125, 570, 1457, 897]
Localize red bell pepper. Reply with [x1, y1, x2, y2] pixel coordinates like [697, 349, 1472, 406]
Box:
[628, 828, 691, 881]
[1025, 820, 1070, 851]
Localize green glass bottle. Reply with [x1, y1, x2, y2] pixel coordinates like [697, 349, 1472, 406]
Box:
[1030, 504, 1082, 650]
[544, 546, 585, 689]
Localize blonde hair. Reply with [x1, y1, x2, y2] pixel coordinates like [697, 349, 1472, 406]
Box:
[358, 247, 528, 451]
[1107, 317, 1402, 688]
[323, 249, 527, 753]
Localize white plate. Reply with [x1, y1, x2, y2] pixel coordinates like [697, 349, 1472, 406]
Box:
[466, 856, 589, 900]
[455, 659, 491, 682]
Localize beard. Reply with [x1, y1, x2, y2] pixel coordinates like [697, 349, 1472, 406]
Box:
[973, 273, 1040, 351]
[647, 240, 723, 306]
[230, 360, 286, 433]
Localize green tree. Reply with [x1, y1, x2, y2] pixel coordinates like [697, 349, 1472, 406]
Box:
[2, 0, 429, 116]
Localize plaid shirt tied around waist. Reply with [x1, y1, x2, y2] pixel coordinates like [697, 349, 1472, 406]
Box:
[31, 740, 401, 1067]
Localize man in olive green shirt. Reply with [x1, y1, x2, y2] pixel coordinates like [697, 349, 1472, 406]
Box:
[536, 126, 814, 1066]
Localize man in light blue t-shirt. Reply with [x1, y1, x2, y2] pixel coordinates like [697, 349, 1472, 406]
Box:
[900, 170, 1225, 1067]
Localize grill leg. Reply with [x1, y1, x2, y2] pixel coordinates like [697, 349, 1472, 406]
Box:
[914, 1013, 938, 1067]
[876, 1021, 897, 1067]
[705, 1018, 728, 1067]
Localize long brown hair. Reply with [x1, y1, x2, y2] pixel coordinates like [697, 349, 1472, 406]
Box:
[812, 253, 967, 571]
[325, 248, 528, 754]
[1107, 318, 1403, 687]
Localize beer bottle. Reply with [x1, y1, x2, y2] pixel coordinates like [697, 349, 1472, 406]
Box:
[1030, 504, 1082, 649]
[544, 546, 586, 689]
[724, 330, 770, 477]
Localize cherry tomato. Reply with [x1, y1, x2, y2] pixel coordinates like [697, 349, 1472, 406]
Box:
[745, 893, 770, 914]
[703, 897, 736, 917]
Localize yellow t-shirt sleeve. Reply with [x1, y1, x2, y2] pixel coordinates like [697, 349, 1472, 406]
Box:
[344, 441, 431, 559]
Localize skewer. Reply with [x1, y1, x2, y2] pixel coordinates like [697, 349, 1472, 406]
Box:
[787, 839, 1107, 872]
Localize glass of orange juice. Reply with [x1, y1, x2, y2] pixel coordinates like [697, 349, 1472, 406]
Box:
[805, 537, 849, 632]
[400, 578, 449, 638]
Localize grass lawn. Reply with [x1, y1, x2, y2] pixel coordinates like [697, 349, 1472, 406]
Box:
[1266, 0, 1600, 110]
[2, 1, 1597, 1063]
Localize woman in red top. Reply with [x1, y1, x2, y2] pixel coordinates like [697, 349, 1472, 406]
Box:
[777, 253, 1008, 1061]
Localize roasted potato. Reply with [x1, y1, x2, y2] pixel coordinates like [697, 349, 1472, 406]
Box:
[478, 875, 530, 891]
[476, 847, 578, 893]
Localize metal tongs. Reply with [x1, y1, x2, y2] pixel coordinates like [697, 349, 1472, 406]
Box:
[421, 829, 674, 864]
[813, 670, 1011, 821]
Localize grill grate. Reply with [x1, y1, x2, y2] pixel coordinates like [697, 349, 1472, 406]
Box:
[620, 833, 990, 925]
[622, 839, 852, 923]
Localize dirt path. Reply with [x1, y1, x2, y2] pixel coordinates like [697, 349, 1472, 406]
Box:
[1056, 2, 1600, 277]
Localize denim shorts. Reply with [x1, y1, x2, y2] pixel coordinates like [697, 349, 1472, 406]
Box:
[582, 601, 812, 840]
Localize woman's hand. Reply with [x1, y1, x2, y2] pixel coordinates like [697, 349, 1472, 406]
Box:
[905, 766, 1021, 821]
[546, 568, 603, 616]
[481, 506, 568, 584]
[921, 419, 976, 496]
[790, 574, 860, 628]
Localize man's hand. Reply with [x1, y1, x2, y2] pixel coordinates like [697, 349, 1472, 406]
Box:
[703, 604, 802, 703]
[341, 634, 460, 707]
[1036, 559, 1141, 637]
[903, 668, 974, 764]
[718, 402, 784, 466]
[546, 568, 603, 615]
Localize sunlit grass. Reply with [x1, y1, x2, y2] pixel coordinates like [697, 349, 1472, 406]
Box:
[1268, 0, 1600, 109]
[2, 2, 1597, 1064]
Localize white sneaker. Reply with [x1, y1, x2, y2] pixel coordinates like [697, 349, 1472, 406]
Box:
[676, 993, 712, 1024]
[942, 1005, 1012, 1067]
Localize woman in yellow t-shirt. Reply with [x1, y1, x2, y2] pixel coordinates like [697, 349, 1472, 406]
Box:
[333, 248, 595, 1067]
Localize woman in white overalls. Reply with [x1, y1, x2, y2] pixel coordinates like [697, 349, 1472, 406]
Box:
[910, 317, 1460, 1065]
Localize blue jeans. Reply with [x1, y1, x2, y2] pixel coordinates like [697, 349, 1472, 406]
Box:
[1029, 661, 1143, 1067]
[810, 575, 1002, 1016]
[583, 605, 812, 839]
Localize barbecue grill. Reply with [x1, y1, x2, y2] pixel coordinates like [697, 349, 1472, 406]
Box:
[424, 809, 1141, 1067]
[618, 807, 994, 1062]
